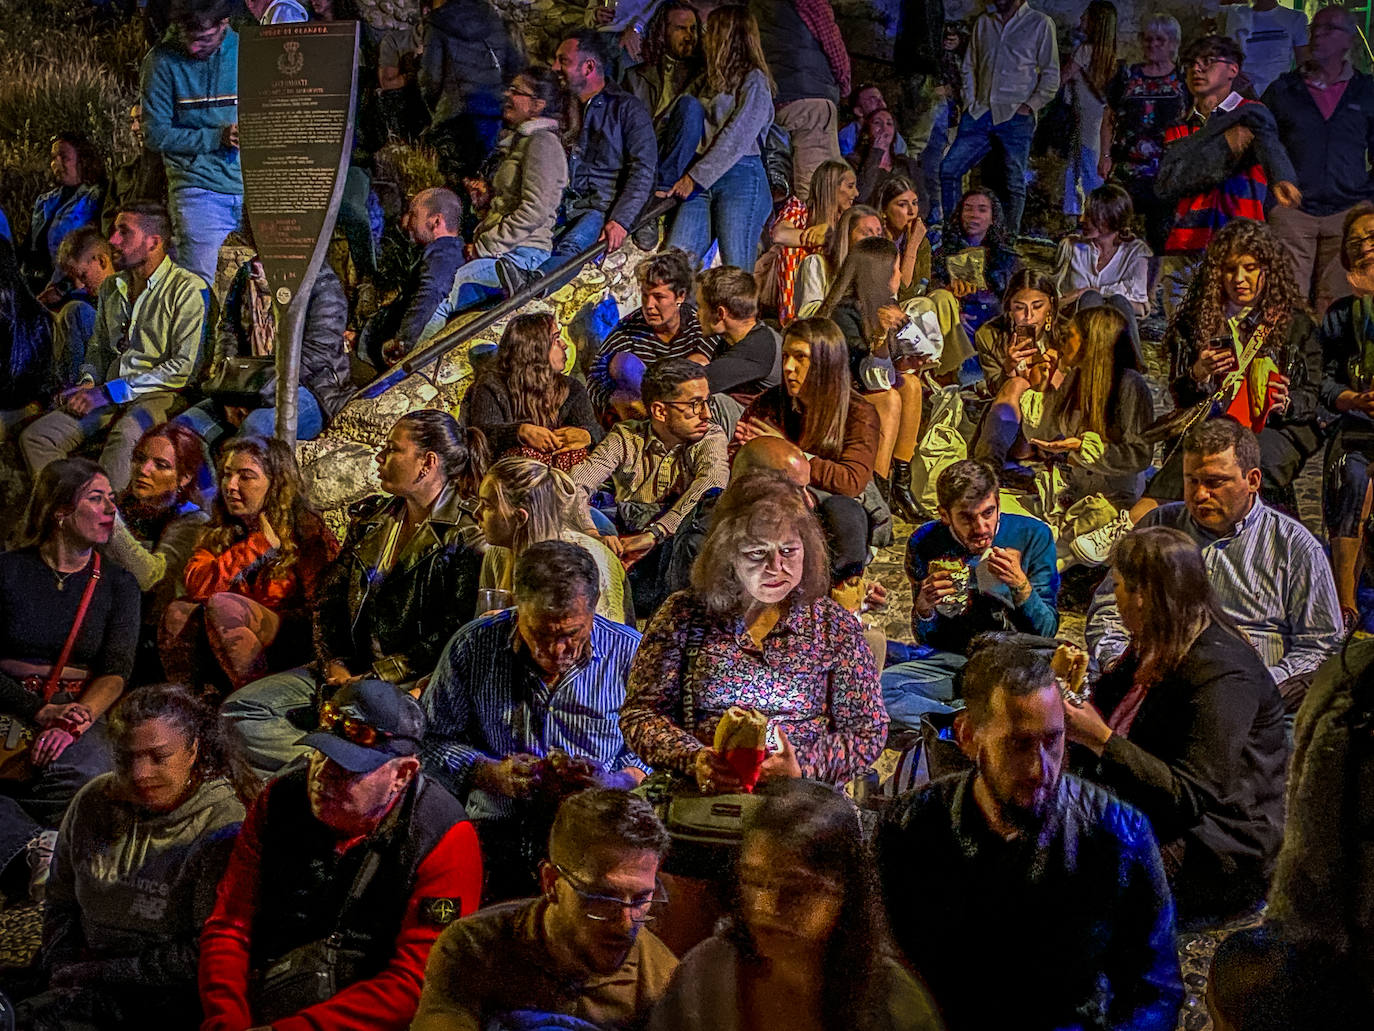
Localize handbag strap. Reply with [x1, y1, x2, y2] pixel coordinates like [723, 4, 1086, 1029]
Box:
[43, 553, 101, 703]
[678, 619, 708, 743]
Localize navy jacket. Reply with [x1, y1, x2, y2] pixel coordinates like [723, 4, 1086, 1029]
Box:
[399, 236, 467, 350]
[878, 772, 1184, 1031]
[566, 83, 658, 230]
[1263, 70, 1374, 217]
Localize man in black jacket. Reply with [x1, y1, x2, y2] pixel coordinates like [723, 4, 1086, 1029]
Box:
[876, 636, 1183, 1031]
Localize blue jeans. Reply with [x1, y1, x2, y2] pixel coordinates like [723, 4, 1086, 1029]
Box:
[657, 95, 706, 191]
[0, 719, 112, 868]
[881, 651, 968, 732]
[1064, 142, 1104, 216]
[923, 97, 958, 233]
[168, 186, 244, 288]
[541, 208, 607, 274]
[420, 245, 548, 339]
[175, 386, 325, 448]
[665, 155, 771, 271]
[221, 667, 317, 777]
[940, 110, 1035, 239]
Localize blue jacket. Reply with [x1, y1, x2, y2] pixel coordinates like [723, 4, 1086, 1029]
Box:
[140, 27, 242, 195]
[29, 184, 103, 282]
[566, 83, 657, 231]
[878, 772, 1184, 1031]
[905, 512, 1060, 654]
[1263, 69, 1374, 218]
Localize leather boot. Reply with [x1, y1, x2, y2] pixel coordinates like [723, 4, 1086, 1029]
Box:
[888, 457, 927, 523]
[874, 472, 891, 506]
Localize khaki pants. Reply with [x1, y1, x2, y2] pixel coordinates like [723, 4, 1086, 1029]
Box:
[1268, 204, 1355, 317]
[19, 391, 182, 492]
[776, 98, 842, 202]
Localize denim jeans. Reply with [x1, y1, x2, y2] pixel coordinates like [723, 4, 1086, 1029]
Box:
[20, 391, 182, 491]
[665, 155, 771, 270]
[420, 245, 548, 340]
[221, 667, 317, 778]
[175, 386, 326, 449]
[880, 651, 968, 732]
[940, 110, 1035, 239]
[658, 95, 706, 191]
[0, 719, 112, 868]
[923, 97, 958, 235]
[1063, 142, 1104, 216]
[541, 208, 607, 274]
[168, 186, 244, 288]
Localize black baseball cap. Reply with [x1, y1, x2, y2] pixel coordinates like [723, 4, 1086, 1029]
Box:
[300, 680, 426, 774]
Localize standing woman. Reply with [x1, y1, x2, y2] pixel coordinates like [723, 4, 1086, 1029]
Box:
[1061, 1, 1119, 217]
[466, 311, 600, 469]
[662, 3, 775, 271]
[160, 437, 337, 695]
[769, 160, 859, 325]
[0, 459, 139, 889]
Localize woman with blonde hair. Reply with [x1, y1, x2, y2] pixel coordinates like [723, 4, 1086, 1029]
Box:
[475, 456, 633, 624]
[768, 159, 859, 324]
[793, 204, 883, 320]
[662, 3, 775, 270]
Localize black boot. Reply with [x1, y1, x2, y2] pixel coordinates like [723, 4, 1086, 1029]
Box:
[889, 458, 927, 524]
[874, 473, 891, 507]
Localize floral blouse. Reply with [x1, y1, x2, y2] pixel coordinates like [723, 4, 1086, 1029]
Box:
[620, 591, 888, 784]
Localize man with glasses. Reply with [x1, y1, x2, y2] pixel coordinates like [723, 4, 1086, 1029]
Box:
[412, 788, 678, 1031]
[200, 680, 483, 1031]
[1262, 4, 1374, 317]
[1154, 34, 1301, 318]
[571, 356, 729, 617]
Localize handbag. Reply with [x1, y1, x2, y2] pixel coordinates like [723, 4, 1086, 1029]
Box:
[1140, 322, 1275, 447]
[0, 554, 101, 782]
[203, 356, 274, 407]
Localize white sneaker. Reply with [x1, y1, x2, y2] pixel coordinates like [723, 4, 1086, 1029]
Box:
[26, 830, 58, 902]
[1069, 511, 1135, 567]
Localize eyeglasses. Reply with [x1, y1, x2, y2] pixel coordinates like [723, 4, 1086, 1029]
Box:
[1189, 56, 1236, 71]
[555, 865, 668, 924]
[1347, 232, 1374, 253]
[663, 398, 711, 416]
[318, 702, 396, 749]
[505, 85, 540, 100]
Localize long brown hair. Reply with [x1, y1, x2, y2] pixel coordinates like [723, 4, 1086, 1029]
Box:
[786, 316, 853, 459]
[494, 312, 569, 430]
[703, 3, 775, 96]
[1081, 0, 1119, 97]
[1001, 267, 1062, 353]
[820, 234, 898, 340]
[201, 436, 317, 575]
[806, 160, 854, 235]
[1111, 526, 1244, 684]
[1059, 305, 1137, 438]
[825, 204, 880, 271]
[12, 457, 106, 549]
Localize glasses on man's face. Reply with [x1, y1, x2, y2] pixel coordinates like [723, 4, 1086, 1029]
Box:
[318, 702, 396, 748]
[1348, 232, 1374, 256]
[1190, 56, 1235, 72]
[555, 864, 668, 924]
[506, 85, 539, 100]
[663, 398, 711, 417]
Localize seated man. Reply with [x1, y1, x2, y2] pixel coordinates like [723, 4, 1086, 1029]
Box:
[412, 788, 678, 1030]
[838, 82, 908, 157]
[1088, 418, 1341, 710]
[623, 1, 706, 198]
[52, 226, 116, 390]
[570, 357, 729, 617]
[199, 680, 484, 1031]
[694, 265, 781, 410]
[881, 459, 1060, 731]
[588, 248, 713, 416]
[876, 635, 1184, 1031]
[421, 541, 648, 901]
[20, 203, 208, 492]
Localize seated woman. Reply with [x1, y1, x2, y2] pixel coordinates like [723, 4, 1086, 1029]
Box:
[1319, 202, 1374, 627]
[793, 204, 882, 321]
[768, 160, 858, 325]
[106, 423, 211, 683]
[466, 311, 601, 469]
[930, 187, 1020, 336]
[735, 317, 881, 505]
[973, 269, 1062, 397]
[160, 437, 336, 696]
[16, 683, 253, 1028]
[223, 411, 486, 778]
[419, 68, 568, 333]
[821, 238, 928, 521]
[649, 780, 943, 1031]
[1146, 218, 1321, 506]
[852, 108, 922, 207]
[25, 132, 104, 291]
[476, 456, 633, 624]
[1064, 526, 1287, 925]
[0, 459, 139, 896]
[1053, 184, 1151, 358]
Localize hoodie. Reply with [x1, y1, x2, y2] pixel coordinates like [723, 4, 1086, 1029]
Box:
[418, 0, 525, 127]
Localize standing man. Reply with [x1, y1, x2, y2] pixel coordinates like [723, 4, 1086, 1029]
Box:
[1263, 4, 1374, 316]
[939, 0, 1059, 241]
[1222, 0, 1310, 97]
[750, 0, 851, 202]
[140, 0, 242, 290]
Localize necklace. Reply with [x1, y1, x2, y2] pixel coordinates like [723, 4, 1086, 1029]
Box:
[41, 549, 87, 591]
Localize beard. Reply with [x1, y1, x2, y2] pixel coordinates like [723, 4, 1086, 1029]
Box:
[980, 763, 1061, 835]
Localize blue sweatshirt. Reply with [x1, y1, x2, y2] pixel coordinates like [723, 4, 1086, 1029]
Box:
[140, 28, 242, 196]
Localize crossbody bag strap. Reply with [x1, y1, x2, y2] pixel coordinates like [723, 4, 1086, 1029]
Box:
[43, 553, 102, 703]
[1214, 320, 1275, 402]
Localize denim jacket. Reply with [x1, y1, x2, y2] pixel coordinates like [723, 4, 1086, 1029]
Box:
[29, 183, 102, 282]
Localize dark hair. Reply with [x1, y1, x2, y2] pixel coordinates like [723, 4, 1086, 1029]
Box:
[697, 266, 759, 321]
[875, 174, 927, 228]
[821, 234, 899, 340]
[108, 683, 259, 804]
[0, 238, 53, 397]
[727, 780, 893, 1031]
[642, 0, 700, 66]
[495, 312, 569, 430]
[563, 28, 611, 75]
[1339, 200, 1374, 271]
[393, 409, 489, 497]
[513, 539, 601, 611]
[13, 458, 107, 549]
[935, 459, 998, 511]
[1082, 183, 1135, 239]
[52, 132, 105, 186]
[1182, 417, 1262, 475]
[202, 436, 318, 576]
[782, 317, 853, 458]
[170, 0, 235, 29]
[1181, 33, 1245, 70]
[515, 66, 563, 115]
[636, 247, 694, 298]
[116, 202, 174, 247]
[1207, 926, 1329, 1031]
[950, 187, 1012, 255]
[549, 788, 670, 866]
[641, 356, 708, 407]
[1059, 305, 1136, 439]
[128, 421, 210, 508]
[959, 634, 1059, 727]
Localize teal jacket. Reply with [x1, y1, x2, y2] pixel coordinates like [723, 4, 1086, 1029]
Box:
[139, 28, 242, 196]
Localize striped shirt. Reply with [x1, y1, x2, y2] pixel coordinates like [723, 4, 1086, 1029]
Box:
[588, 306, 714, 411]
[1163, 94, 1269, 254]
[419, 610, 648, 821]
[1086, 499, 1342, 685]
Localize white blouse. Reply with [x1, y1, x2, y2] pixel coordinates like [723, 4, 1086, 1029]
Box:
[1054, 236, 1152, 315]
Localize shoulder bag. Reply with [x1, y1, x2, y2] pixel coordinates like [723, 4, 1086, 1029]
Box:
[1140, 321, 1274, 447]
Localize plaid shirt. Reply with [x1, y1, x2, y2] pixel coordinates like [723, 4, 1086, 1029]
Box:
[794, 0, 852, 97]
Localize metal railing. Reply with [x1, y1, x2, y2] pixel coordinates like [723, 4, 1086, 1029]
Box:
[354, 197, 678, 401]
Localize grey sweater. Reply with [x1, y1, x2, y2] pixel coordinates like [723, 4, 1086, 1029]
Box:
[688, 68, 775, 190]
[475, 116, 569, 257]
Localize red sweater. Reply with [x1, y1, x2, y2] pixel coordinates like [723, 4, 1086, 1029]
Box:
[183, 514, 337, 612]
[198, 786, 483, 1031]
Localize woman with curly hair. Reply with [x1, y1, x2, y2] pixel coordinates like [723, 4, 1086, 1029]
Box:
[466, 311, 601, 468]
[1146, 217, 1322, 504]
[931, 187, 1021, 335]
[160, 437, 337, 695]
[768, 159, 859, 324]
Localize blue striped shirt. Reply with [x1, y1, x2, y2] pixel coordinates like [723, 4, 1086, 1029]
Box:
[420, 610, 648, 820]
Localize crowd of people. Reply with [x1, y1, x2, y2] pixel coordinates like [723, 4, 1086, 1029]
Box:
[0, 0, 1373, 1028]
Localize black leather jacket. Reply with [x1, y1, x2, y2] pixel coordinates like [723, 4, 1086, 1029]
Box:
[313, 484, 483, 685]
[877, 772, 1184, 1031]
